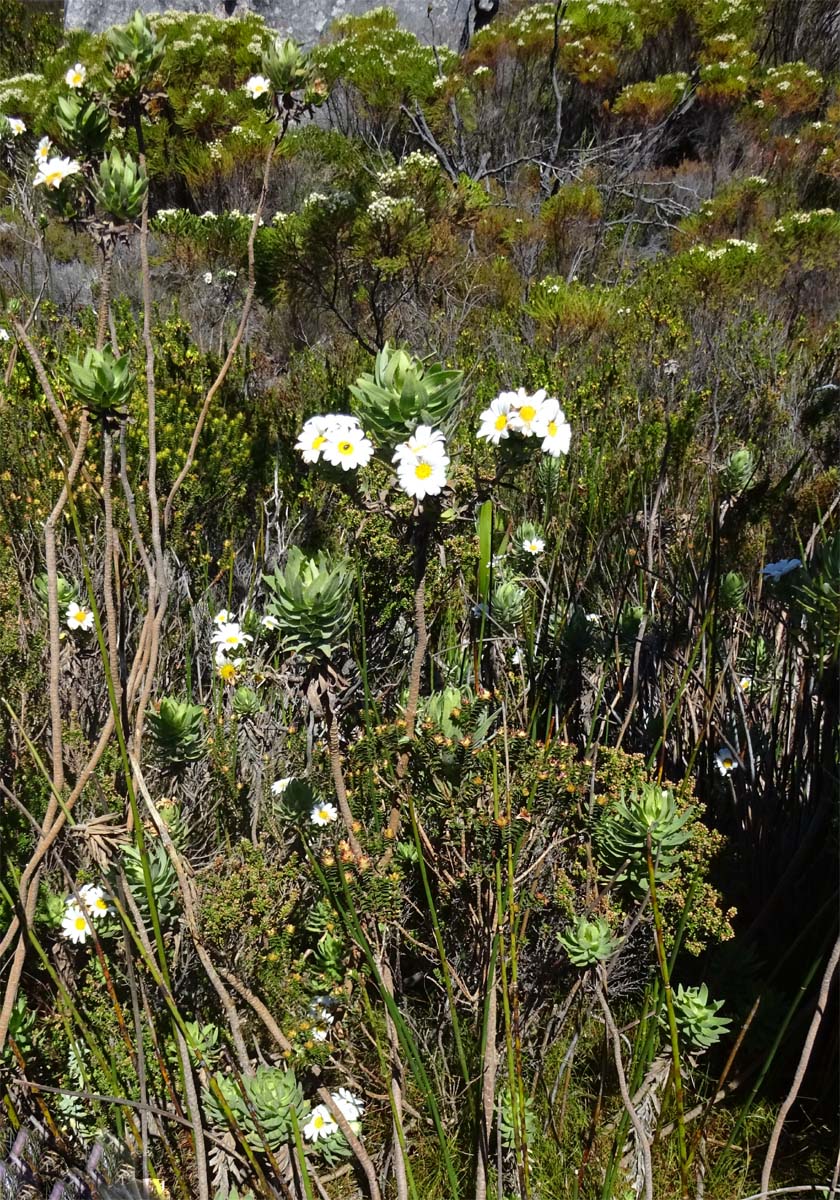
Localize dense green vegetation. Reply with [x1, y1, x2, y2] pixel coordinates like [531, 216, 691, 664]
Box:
[0, 1, 838, 1198]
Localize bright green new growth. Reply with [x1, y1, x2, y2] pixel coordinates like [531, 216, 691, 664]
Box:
[559, 915, 623, 967]
[596, 782, 694, 892]
[93, 149, 147, 223]
[203, 1065, 308, 1151]
[55, 94, 110, 157]
[261, 36, 321, 100]
[348, 342, 462, 446]
[718, 570, 747, 612]
[232, 686, 263, 717]
[720, 447, 755, 495]
[67, 346, 135, 416]
[33, 572, 78, 616]
[672, 983, 731, 1050]
[146, 697, 205, 765]
[104, 9, 165, 97]
[491, 577, 525, 628]
[121, 841, 179, 928]
[263, 546, 353, 657]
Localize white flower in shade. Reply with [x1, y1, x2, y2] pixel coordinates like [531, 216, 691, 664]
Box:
[508, 387, 548, 437]
[245, 74, 271, 99]
[476, 392, 517, 444]
[78, 884, 110, 919]
[522, 537, 545, 555]
[260, 613, 280, 631]
[332, 1087, 364, 1122]
[8, 118, 26, 137]
[534, 397, 572, 457]
[61, 906, 91, 944]
[392, 424, 448, 467]
[213, 608, 234, 626]
[211, 622, 253, 654]
[738, 676, 752, 694]
[310, 801, 338, 826]
[321, 424, 374, 471]
[34, 156, 81, 190]
[271, 777, 293, 795]
[65, 63, 87, 88]
[762, 558, 802, 580]
[34, 136, 52, 164]
[308, 996, 335, 1026]
[66, 601, 94, 632]
[311, 1025, 330, 1042]
[0, 329, 9, 342]
[396, 455, 448, 500]
[715, 747, 738, 776]
[303, 1105, 338, 1141]
[203, 271, 213, 284]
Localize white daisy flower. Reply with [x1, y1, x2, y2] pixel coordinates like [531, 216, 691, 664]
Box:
[211, 622, 253, 654]
[66, 601, 94, 632]
[392, 425, 448, 467]
[65, 63, 87, 88]
[217, 657, 243, 683]
[34, 136, 52, 164]
[78, 884, 110, 919]
[508, 387, 548, 437]
[476, 392, 517, 444]
[244, 74, 271, 99]
[271, 777, 293, 795]
[332, 1087, 364, 1122]
[34, 156, 81, 190]
[0, 329, 9, 342]
[738, 676, 752, 694]
[8, 118, 26, 137]
[715, 747, 738, 776]
[321, 425, 374, 471]
[396, 455, 448, 500]
[762, 558, 802, 580]
[310, 801, 339, 826]
[303, 1105, 338, 1141]
[522, 537, 545, 555]
[311, 1026, 330, 1042]
[203, 271, 213, 284]
[308, 997, 335, 1026]
[260, 613, 280, 631]
[61, 906, 91, 944]
[295, 415, 341, 465]
[534, 397, 572, 457]
[213, 608, 234, 625]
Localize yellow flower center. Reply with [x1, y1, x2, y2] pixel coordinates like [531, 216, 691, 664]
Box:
[312, 435, 325, 449]
[44, 170, 64, 187]
[494, 413, 508, 431]
[94, 898, 107, 911]
[225, 634, 238, 644]
[338, 440, 354, 455]
[76, 610, 88, 622]
[414, 462, 432, 479]
[519, 404, 536, 422]
[547, 420, 557, 436]
[318, 809, 330, 821]
[71, 72, 82, 85]
[314, 1115, 325, 1128]
[74, 916, 86, 931]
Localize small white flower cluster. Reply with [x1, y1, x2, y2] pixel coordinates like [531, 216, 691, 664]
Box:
[688, 239, 758, 260]
[366, 193, 422, 223]
[303, 1088, 365, 1141]
[746, 175, 768, 185]
[476, 388, 571, 458]
[376, 151, 440, 192]
[211, 609, 253, 681]
[772, 208, 836, 233]
[61, 884, 110, 944]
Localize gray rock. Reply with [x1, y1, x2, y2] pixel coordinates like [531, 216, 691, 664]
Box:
[64, 0, 475, 48]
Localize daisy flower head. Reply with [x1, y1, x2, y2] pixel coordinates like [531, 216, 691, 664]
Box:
[762, 557, 802, 580]
[534, 397, 572, 457]
[34, 136, 52, 164]
[65, 63, 87, 89]
[203, 271, 213, 285]
[61, 905, 91, 944]
[392, 424, 448, 467]
[213, 608, 234, 626]
[308, 996, 336, 1026]
[311, 1025, 330, 1042]
[332, 1087, 364, 1122]
[476, 391, 517, 444]
[303, 1105, 338, 1141]
[508, 387, 548, 437]
[8, 118, 26, 137]
[78, 883, 110, 919]
[245, 74, 271, 99]
[0, 329, 9, 342]
[396, 454, 448, 501]
[271, 777, 293, 795]
[321, 420, 374, 471]
[738, 676, 752, 694]
[66, 601, 94, 632]
[260, 613, 280, 631]
[522, 536, 545, 555]
[34, 156, 81, 190]
[295, 414, 339, 465]
[311, 801, 338, 826]
[715, 747, 738, 776]
[211, 622, 253, 654]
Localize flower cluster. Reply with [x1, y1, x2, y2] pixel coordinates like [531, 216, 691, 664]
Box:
[303, 1088, 364, 1141]
[295, 414, 374, 471]
[60, 884, 110, 945]
[476, 388, 571, 457]
[211, 610, 253, 682]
